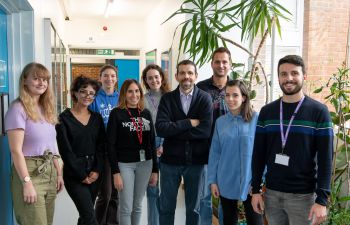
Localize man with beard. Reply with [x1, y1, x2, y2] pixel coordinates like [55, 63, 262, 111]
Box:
[156, 60, 213, 225]
[251, 55, 333, 225]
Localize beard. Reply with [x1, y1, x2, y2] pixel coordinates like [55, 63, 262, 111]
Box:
[179, 79, 193, 90]
[279, 81, 303, 95]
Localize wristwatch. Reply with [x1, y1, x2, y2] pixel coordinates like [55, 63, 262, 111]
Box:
[23, 176, 31, 183]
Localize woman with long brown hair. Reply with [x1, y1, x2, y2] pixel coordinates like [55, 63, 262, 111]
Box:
[107, 79, 158, 225]
[141, 64, 170, 225]
[208, 80, 262, 225]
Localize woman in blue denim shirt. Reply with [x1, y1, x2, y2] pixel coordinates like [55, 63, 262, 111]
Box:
[142, 64, 170, 225]
[208, 80, 262, 225]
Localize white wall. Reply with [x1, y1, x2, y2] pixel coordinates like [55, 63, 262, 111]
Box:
[143, 0, 185, 89]
[65, 18, 146, 49]
[28, 0, 67, 63]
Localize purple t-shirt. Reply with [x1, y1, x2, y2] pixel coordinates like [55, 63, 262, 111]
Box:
[5, 101, 59, 156]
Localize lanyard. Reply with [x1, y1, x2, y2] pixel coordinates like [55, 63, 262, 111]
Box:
[279, 96, 305, 153]
[126, 108, 143, 145]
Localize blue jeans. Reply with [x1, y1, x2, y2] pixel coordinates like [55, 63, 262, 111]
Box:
[146, 137, 162, 225]
[159, 163, 204, 225]
[147, 184, 159, 225]
[199, 165, 212, 225]
[118, 160, 152, 225]
[264, 188, 315, 225]
[199, 165, 224, 225]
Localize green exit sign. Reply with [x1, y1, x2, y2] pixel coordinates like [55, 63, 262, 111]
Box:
[97, 49, 114, 55]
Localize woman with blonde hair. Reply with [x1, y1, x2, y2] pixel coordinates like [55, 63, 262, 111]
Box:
[107, 79, 158, 225]
[5, 62, 64, 225]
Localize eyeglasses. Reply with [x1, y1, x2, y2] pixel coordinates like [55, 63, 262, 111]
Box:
[78, 89, 96, 98]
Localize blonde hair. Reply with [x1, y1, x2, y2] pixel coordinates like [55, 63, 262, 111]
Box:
[118, 79, 144, 110]
[18, 62, 57, 124]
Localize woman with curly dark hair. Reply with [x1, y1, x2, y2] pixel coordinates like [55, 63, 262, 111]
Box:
[56, 76, 106, 225]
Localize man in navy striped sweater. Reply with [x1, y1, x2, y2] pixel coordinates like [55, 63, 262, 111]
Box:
[251, 55, 333, 225]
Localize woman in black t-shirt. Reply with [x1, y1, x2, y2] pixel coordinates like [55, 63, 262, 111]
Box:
[107, 79, 158, 225]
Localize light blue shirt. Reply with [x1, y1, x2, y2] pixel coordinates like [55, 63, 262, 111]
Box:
[179, 88, 193, 115]
[207, 111, 258, 201]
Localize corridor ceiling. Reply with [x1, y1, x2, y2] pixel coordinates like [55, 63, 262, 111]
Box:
[61, 0, 164, 20]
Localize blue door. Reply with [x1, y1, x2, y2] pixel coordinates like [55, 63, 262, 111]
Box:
[0, 7, 13, 225]
[115, 59, 140, 91]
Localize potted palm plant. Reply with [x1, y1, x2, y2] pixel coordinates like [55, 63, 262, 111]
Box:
[163, 0, 291, 103]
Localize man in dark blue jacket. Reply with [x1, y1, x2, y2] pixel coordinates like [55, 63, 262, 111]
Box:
[156, 59, 213, 225]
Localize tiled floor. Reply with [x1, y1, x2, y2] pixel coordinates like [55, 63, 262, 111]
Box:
[53, 187, 186, 225]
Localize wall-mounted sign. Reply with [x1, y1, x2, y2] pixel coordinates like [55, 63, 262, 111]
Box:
[161, 49, 172, 87]
[97, 49, 115, 55]
[146, 49, 157, 65]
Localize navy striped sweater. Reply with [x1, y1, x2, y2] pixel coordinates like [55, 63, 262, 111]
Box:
[251, 95, 333, 206]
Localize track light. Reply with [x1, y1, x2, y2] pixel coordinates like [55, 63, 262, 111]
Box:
[104, 0, 114, 18]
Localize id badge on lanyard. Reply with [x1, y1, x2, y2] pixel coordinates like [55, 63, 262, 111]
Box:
[126, 108, 145, 162]
[277, 96, 305, 167]
[140, 149, 146, 162]
[275, 153, 289, 166]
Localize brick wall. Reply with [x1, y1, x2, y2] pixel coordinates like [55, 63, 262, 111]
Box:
[303, 0, 350, 102]
[71, 64, 103, 82]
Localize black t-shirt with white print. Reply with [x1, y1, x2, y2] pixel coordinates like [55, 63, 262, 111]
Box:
[107, 107, 158, 174]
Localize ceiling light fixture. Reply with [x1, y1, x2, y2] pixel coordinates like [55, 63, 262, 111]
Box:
[104, 0, 114, 18]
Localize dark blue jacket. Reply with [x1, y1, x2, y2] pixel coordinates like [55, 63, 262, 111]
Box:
[155, 86, 213, 165]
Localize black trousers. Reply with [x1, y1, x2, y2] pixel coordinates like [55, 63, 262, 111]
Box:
[220, 194, 263, 225]
[94, 157, 119, 225]
[64, 174, 100, 225]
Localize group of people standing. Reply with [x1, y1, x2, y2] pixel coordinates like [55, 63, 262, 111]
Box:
[5, 47, 332, 225]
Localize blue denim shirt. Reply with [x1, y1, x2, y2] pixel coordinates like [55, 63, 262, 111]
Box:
[207, 111, 258, 201]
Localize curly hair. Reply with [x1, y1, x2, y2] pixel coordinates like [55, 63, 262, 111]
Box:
[70, 75, 100, 102]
